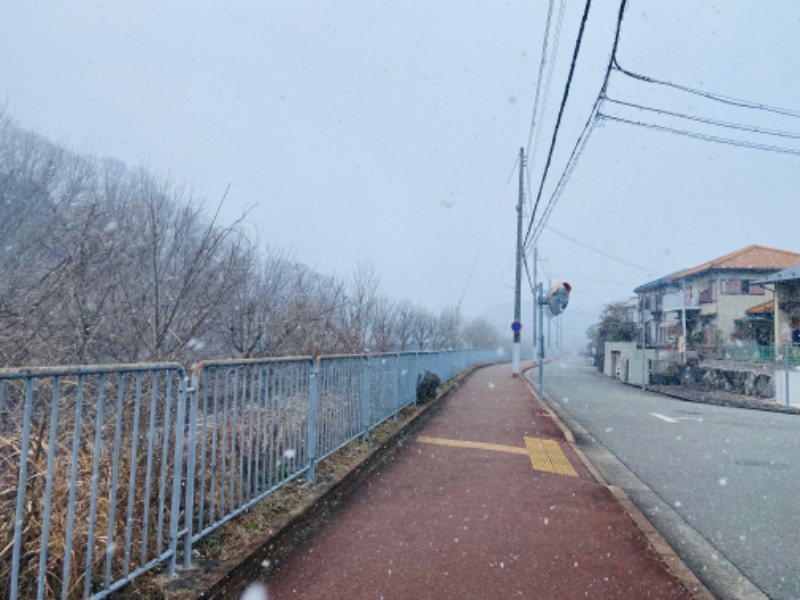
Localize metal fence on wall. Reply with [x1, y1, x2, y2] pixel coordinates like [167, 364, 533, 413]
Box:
[1, 349, 505, 599]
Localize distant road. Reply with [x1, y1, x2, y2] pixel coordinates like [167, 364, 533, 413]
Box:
[532, 355, 799, 600]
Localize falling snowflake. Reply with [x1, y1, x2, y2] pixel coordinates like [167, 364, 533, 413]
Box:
[240, 582, 269, 600]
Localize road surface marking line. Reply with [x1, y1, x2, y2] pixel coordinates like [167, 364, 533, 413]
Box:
[417, 436, 528, 455]
[650, 412, 679, 423]
[524, 437, 579, 477]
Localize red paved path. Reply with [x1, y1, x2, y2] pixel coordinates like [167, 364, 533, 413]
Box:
[265, 363, 694, 599]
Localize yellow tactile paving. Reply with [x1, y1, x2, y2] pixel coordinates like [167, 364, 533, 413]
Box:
[416, 435, 578, 478]
[524, 437, 579, 477]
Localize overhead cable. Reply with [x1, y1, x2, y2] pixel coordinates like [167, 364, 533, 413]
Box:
[527, 103, 600, 249]
[545, 225, 657, 273]
[597, 112, 800, 157]
[527, 0, 568, 162]
[526, 0, 557, 156]
[525, 0, 595, 248]
[612, 59, 800, 120]
[524, 0, 628, 249]
[605, 97, 800, 141]
[455, 156, 520, 312]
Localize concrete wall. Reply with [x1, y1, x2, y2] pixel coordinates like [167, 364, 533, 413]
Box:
[603, 342, 658, 386]
[774, 369, 800, 406]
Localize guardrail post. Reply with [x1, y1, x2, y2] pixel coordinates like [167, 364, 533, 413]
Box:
[393, 354, 401, 419]
[306, 361, 319, 482]
[168, 372, 188, 577]
[182, 371, 200, 569]
[362, 357, 372, 441]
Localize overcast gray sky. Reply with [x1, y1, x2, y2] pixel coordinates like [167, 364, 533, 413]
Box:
[3, 1, 799, 351]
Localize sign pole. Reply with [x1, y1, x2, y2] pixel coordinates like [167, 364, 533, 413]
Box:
[512, 147, 524, 377]
[537, 282, 545, 401]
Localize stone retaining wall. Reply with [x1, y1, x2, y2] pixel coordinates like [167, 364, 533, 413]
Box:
[680, 364, 774, 399]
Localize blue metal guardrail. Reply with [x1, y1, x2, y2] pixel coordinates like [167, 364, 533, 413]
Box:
[1, 349, 506, 599]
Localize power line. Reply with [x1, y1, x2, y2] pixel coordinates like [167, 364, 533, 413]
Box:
[545, 225, 657, 273]
[526, 0, 557, 156]
[526, 105, 599, 248]
[612, 59, 800, 120]
[524, 0, 628, 249]
[605, 97, 800, 141]
[455, 156, 520, 312]
[525, 0, 595, 248]
[597, 112, 800, 157]
[527, 0, 568, 165]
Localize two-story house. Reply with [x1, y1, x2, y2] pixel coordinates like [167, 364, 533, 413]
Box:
[634, 245, 800, 349]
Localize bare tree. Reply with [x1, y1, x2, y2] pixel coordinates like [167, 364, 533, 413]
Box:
[393, 300, 418, 350]
[368, 295, 396, 352]
[461, 317, 500, 349]
[342, 261, 380, 352]
[432, 305, 463, 350]
[411, 305, 436, 351]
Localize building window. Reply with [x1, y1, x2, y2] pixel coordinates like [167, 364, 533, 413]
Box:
[699, 282, 713, 304]
[747, 281, 765, 295]
[722, 279, 743, 295]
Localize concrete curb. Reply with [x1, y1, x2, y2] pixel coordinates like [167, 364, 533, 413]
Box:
[523, 367, 716, 600]
[637, 382, 800, 415]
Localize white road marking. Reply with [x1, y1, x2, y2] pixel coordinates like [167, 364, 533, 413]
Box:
[650, 412, 679, 423]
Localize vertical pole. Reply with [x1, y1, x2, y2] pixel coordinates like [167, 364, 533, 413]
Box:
[168, 373, 187, 578]
[362, 357, 372, 440]
[784, 342, 790, 406]
[307, 360, 319, 481]
[640, 295, 646, 389]
[513, 147, 524, 376]
[183, 372, 200, 568]
[537, 283, 545, 401]
[784, 326, 791, 406]
[680, 279, 687, 363]
[533, 247, 538, 357]
[547, 278, 552, 351]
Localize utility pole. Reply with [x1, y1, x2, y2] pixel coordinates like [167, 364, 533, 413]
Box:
[532, 246, 538, 357]
[512, 147, 524, 376]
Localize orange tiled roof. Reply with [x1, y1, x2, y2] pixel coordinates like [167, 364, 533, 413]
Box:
[670, 245, 800, 281]
[746, 300, 774, 315]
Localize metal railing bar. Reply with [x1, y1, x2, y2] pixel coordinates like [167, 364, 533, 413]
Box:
[84, 373, 108, 599]
[10, 379, 35, 600]
[61, 374, 86, 600]
[123, 372, 144, 577]
[36, 376, 62, 600]
[105, 373, 126, 588]
[141, 371, 160, 567]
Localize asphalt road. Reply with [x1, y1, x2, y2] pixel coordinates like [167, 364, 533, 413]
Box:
[533, 356, 800, 600]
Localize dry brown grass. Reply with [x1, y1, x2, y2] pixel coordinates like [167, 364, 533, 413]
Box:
[0, 373, 184, 599]
[1, 362, 419, 599]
